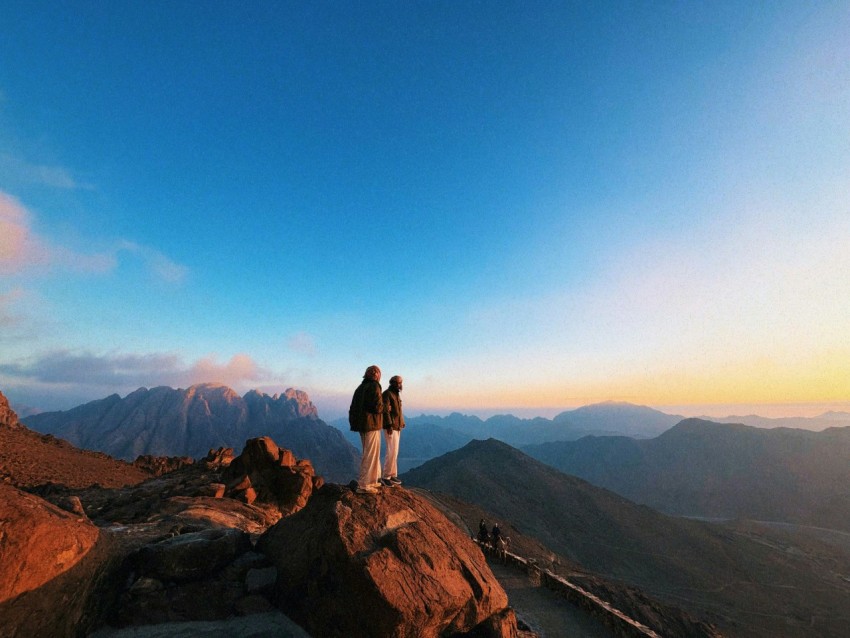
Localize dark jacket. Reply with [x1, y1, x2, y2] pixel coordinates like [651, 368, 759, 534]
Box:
[382, 387, 405, 431]
[349, 379, 384, 432]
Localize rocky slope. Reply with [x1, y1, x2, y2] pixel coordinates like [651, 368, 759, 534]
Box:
[404, 438, 850, 638]
[23, 383, 359, 482]
[524, 418, 850, 532]
[0, 391, 151, 489]
[1, 388, 518, 638]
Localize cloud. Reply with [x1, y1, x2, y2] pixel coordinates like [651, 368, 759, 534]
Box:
[188, 353, 268, 386]
[116, 240, 188, 284]
[0, 153, 93, 190]
[0, 191, 187, 282]
[0, 288, 26, 330]
[288, 332, 318, 357]
[0, 350, 269, 388]
[0, 350, 274, 411]
[0, 192, 53, 273]
[0, 192, 115, 274]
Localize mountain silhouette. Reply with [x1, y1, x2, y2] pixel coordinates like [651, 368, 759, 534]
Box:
[23, 383, 359, 482]
[404, 438, 850, 638]
[524, 418, 850, 532]
[404, 401, 680, 446]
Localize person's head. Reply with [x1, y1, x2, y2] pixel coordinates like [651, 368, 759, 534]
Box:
[363, 365, 381, 382]
[389, 375, 403, 391]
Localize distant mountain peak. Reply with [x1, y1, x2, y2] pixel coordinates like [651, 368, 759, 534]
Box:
[817, 410, 850, 421]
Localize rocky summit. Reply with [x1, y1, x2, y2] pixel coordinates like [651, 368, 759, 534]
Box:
[258, 483, 516, 638]
[0, 409, 515, 638]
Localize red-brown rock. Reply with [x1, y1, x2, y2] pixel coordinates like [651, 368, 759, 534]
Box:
[0, 390, 20, 429]
[0, 483, 99, 603]
[257, 484, 516, 637]
[223, 437, 320, 516]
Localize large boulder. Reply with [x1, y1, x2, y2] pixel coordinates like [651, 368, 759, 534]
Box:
[257, 484, 516, 637]
[0, 483, 99, 603]
[223, 436, 322, 516]
[134, 527, 252, 582]
[0, 484, 118, 638]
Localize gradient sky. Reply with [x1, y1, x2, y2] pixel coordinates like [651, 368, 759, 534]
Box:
[1, 1, 848, 421]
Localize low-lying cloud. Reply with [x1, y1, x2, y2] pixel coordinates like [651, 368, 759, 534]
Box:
[0, 350, 273, 412]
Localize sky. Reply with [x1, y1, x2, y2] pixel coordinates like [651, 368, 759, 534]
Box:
[1, 1, 849, 421]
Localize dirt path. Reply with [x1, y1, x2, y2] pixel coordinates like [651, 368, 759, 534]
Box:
[486, 559, 615, 638]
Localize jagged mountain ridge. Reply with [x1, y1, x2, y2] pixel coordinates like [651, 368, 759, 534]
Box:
[523, 418, 850, 532]
[23, 383, 359, 482]
[403, 438, 850, 638]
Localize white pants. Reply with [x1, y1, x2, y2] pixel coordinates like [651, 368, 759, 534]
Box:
[382, 428, 400, 479]
[358, 430, 382, 489]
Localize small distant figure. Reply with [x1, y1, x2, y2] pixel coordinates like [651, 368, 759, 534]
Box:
[380, 375, 405, 487]
[349, 365, 384, 494]
[491, 523, 502, 548]
[477, 518, 488, 544]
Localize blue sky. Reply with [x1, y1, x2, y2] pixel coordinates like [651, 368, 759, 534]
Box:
[1, 1, 849, 420]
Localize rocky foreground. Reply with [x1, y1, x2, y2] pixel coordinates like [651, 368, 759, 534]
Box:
[0, 390, 517, 637]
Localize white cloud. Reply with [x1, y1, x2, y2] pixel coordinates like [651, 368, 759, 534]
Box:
[0, 350, 274, 411]
[116, 240, 189, 284]
[0, 153, 93, 190]
[0, 191, 188, 282]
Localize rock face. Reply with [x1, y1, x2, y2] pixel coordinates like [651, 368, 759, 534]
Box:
[223, 436, 322, 516]
[134, 528, 252, 582]
[257, 484, 516, 637]
[23, 383, 359, 482]
[0, 390, 20, 429]
[0, 483, 100, 603]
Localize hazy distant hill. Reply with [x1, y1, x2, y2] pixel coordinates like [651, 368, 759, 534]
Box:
[554, 401, 682, 438]
[23, 383, 359, 482]
[328, 401, 683, 472]
[404, 438, 850, 638]
[407, 402, 679, 445]
[524, 418, 850, 532]
[701, 411, 850, 431]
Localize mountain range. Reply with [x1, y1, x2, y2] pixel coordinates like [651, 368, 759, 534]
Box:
[523, 418, 850, 532]
[405, 401, 682, 443]
[403, 438, 850, 638]
[6, 383, 850, 637]
[330, 400, 684, 472]
[22, 383, 359, 483]
[700, 411, 850, 431]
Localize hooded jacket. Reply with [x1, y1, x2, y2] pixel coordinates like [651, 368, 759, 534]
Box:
[349, 379, 384, 432]
[382, 386, 405, 432]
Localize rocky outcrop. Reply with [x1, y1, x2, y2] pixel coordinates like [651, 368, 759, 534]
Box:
[23, 383, 360, 481]
[0, 484, 119, 638]
[134, 528, 252, 582]
[0, 390, 20, 428]
[203, 446, 235, 468]
[0, 483, 99, 603]
[257, 484, 517, 637]
[133, 454, 195, 476]
[223, 436, 322, 516]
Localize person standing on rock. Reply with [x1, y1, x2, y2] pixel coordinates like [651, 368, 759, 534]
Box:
[349, 365, 384, 494]
[380, 375, 405, 487]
